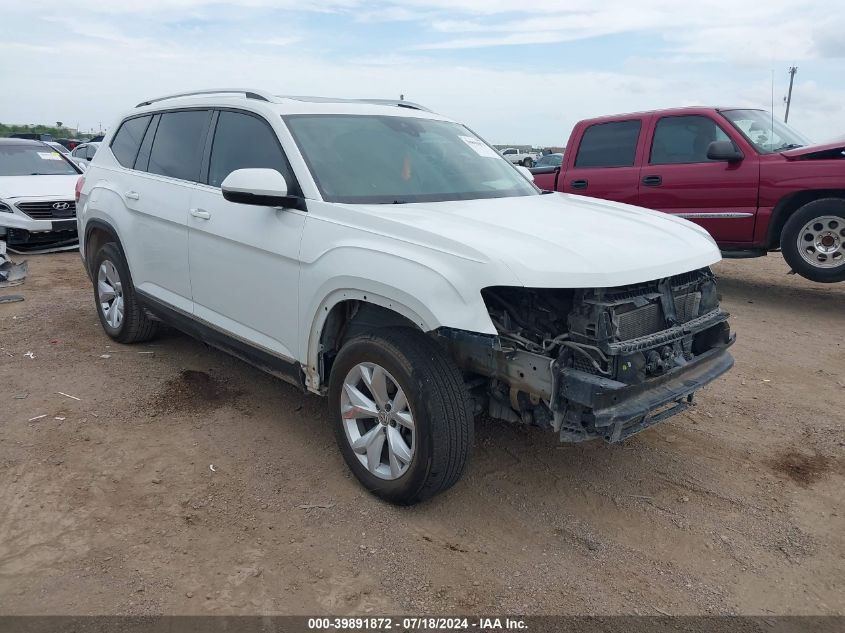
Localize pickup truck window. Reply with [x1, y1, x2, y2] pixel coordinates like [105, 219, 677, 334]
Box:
[574, 120, 641, 168]
[650, 115, 730, 165]
[721, 109, 810, 154]
[285, 114, 538, 204]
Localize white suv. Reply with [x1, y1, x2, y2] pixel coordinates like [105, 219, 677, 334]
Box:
[76, 89, 734, 504]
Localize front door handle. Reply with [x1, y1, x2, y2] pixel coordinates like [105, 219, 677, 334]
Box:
[642, 175, 662, 187]
[125, 191, 140, 200]
[570, 179, 588, 190]
[190, 208, 211, 220]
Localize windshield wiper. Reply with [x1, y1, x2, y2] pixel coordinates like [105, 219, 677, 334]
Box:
[775, 143, 803, 151]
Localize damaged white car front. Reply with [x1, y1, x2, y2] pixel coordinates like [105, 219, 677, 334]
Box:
[0, 139, 82, 253]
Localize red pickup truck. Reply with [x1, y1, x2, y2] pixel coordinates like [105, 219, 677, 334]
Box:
[531, 107, 845, 282]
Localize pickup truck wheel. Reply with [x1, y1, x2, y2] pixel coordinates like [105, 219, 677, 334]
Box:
[522, 157, 534, 167]
[92, 242, 159, 343]
[781, 198, 845, 283]
[328, 328, 473, 505]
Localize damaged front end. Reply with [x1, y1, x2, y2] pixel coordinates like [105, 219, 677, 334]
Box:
[442, 267, 734, 443]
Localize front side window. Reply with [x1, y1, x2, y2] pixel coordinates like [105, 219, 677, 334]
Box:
[110, 116, 151, 168]
[284, 114, 537, 204]
[650, 115, 731, 164]
[574, 120, 641, 168]
[721, 109, 810, 153]
[208, 111, 295, 190]
[148, 110, 210, 182]
[0, 145, 79, 176]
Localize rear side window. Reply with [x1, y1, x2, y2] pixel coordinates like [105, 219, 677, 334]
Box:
[110, 116, 151, 168]
[148, 110, 210, 182]
[207, 111, 295, 190]
[650, 115, 731, 164]
[574, 120, 641, 168]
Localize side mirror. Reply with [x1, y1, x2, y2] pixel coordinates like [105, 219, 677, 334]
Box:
[707, 140, 744, 162]
[516, 165, 534, 181]
[221, 168, 291, 206]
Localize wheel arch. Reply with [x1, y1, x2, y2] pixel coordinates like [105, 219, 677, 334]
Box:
[83, 218, 125, 279]
[304, 289, 434, 394]
[767, 189, 845, 249]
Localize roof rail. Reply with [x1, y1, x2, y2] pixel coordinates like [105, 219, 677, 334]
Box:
[357, 99, 431, 112]
[279, 95, 432, 112]
[135, 89, 276, 108]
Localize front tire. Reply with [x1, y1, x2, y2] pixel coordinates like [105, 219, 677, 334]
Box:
[328, 328, 473, 505]
[92, 242, 159, 343]
[781, 198, 845, 283]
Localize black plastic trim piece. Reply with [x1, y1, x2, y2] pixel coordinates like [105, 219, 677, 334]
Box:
[135, 290, 306, 391]
[557, 338, 735, 430]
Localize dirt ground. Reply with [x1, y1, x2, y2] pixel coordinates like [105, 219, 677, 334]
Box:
[1, 251, 843, 616]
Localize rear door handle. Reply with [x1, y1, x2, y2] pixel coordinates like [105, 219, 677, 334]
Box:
[125, 191, 140, 200]
[190, 208, 211, 220]
[642, 175, 662, 187]
[570, 179, 588, 190]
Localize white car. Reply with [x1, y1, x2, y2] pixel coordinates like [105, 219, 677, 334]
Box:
[0, 139, 82, 252]
[71, 141, 100, 164]
[76, 89, 734, 504]
[500, 147, 539, 167]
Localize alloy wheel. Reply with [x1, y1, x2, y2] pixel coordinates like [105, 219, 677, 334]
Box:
[797, 215, 845, 269]
[340, 362, 415, 480]
[97, 260, 124, 329]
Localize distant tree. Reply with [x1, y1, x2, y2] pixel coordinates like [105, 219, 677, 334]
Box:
[0, 122, 91, 139]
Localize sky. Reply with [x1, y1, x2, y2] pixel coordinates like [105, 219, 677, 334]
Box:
[2, 0, 844, 145]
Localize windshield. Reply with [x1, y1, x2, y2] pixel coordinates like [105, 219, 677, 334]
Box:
[0, 145, 79, 176]
[721, 109, 811, 153]
[284, 114, 538, 204]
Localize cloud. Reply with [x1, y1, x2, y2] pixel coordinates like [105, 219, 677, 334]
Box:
[1, 0, 843, 143]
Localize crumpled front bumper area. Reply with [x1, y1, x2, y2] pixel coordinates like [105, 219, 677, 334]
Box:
[553, 336, 735, 442]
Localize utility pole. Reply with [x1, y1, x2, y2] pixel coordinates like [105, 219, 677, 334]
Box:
[784, 66, 798, 123]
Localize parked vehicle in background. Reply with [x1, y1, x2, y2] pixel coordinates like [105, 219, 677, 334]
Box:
[0, 138, 81, 251]
[531, 107, 845, 283]
[77, 89, 733, 504]
[71, 142, 100, 163]
[500, 147, 539, 167]
[56, 138, 82, 150]
[9, 132, 55, 142]
[534, 152, 563, 168]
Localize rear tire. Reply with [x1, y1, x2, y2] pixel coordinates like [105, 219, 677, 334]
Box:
[523, 157, 534, 167]
[92, 242, 159, 343]
[781, 198, 845, 283]
[328, 328, 473, 505]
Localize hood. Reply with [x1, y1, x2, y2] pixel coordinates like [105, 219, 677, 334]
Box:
[0, 175, 80, 200]
[781, 141, 845, 161]
[347, 193, 721, 288]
